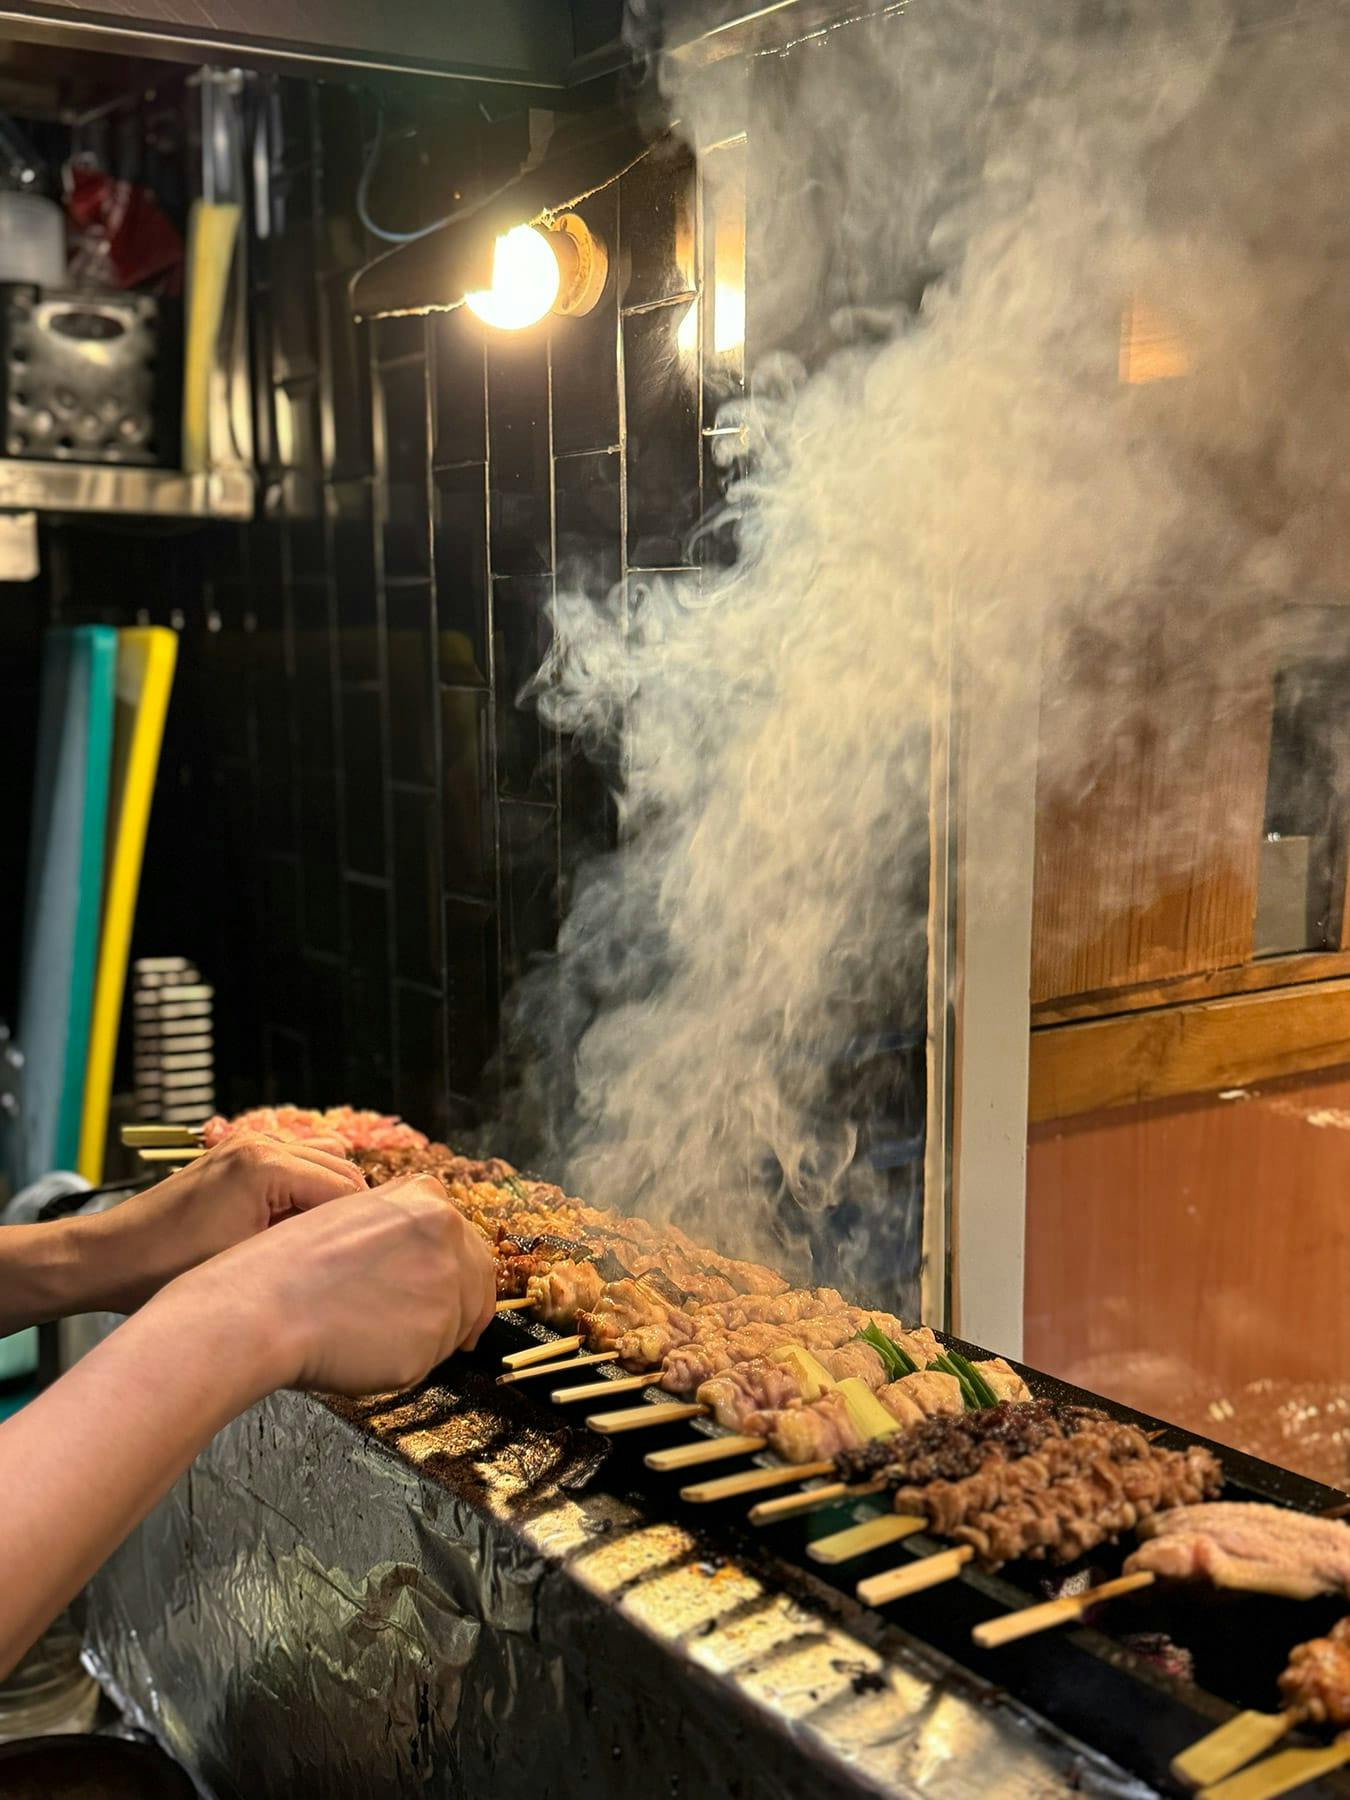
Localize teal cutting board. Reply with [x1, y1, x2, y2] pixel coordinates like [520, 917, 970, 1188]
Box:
[6, 626, 117, 1189]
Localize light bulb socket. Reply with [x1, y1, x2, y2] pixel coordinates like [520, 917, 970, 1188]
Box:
[547, 214, 609, 319]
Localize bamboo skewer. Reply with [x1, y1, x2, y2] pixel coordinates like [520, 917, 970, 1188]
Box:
[496, 1351, 617, 1386]
[588, 1401, 707, 1434]
[749, 1480, 880, 1525]
[645, 1436, 764, 1472]
[857, 1545, 974, 1605]
[494, 1296, 535, 1313]
[681, 1460, 834, 1505]
[1173, 1713, 1299, 1791]
[137, 1146, 205, 1163]
[1198, 1738, 1350, 1800]
[972, 1571, 1156, 1649]
[122, 1124, 202, 1147]
[552, 1372, 653, 1404]
[502, 1335, 582, 1369]
[807, 1513, 925, 1565]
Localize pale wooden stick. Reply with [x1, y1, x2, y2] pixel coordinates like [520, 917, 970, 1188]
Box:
[122, 1124, 202, 1146]
[857, 1545, 973, 1606]
[496, 1351, 618, 1386]
[749, 1479, 880, 1525]
[972, 1570, 1155, 1649]
[494, 1296, 535, 1313]
[588, 1401, 707, 1434]
[807, 1513, 925, 1565]
[502, 1334, 582, 1369]
[645, 1435, 764, 1472]
[1198, 1738, 1350, 1800]
[1172, 1713, 1299, 1791]
[138, 1146, 205, 1163]
[552, 1372, 652, 1404]
[681, 1460, 833, 1505]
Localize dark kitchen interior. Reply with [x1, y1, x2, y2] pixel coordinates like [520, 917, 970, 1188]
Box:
[5, 3, 1350, 1797]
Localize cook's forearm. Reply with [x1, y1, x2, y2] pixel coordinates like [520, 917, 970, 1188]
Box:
[0, 1220, 85, 1334]
[0, 1283, 277, 1676]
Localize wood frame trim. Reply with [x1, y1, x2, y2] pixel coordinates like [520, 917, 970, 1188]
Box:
[1029, 947, 1350, 1026]
[1029, 977, 1350, 1124]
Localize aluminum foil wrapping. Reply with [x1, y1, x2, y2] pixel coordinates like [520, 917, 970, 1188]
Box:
[82, 1351, 1153, 1799]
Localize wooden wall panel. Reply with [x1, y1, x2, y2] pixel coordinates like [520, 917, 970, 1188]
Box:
[1025, 1066, 1350, 1476]
[1028, 976, 1350, 1121]
[1030, 606, 1275, 1004]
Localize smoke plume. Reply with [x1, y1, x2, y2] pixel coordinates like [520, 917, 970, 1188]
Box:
[496, 0, 1350, 1300]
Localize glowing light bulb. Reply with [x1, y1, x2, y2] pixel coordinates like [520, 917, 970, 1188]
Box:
[465, 225, 560, 331]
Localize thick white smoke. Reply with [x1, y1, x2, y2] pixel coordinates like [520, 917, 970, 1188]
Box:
[496, 0, 1350, 1297]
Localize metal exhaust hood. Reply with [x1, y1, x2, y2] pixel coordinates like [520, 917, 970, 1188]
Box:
[0, 0, 621, 86]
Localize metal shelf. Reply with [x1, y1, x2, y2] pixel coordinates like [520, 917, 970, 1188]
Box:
[0, 459, 253, 521]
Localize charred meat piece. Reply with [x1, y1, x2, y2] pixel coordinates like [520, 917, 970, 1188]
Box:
[1126, 1502, 1350, 1599]
[834, 1400, 1106, 1488]
[1280, 1617, 1350, 1726]
[946, 1442, 1220, 1567]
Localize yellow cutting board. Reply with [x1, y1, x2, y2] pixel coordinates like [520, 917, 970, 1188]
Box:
[77, 627, 177, 1182]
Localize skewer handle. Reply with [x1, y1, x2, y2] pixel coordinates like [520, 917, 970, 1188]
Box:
[122, 1124, 202, 1147]
[1172, 1712, 1298, 1792]
[497, 1351, 618, 1386]
[1197, 1738, 1350, 1800]
[588, 1401, 708, 1434]
[972, 1570, 1155, 1649]
[552, 1372, 652, 1404]
[681, 1459, 833, 1505]
[807, 1513, 924, 1565]
[749, 1479, 877, 1524]
[502, 1334, 582, 1369]
[857, 1545, 972, 1606]
[494, 1296, 535, 1313]
[645, 1435, 764, 1472]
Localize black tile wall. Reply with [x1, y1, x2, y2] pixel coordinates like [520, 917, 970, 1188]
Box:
[14, 53, 921, 1262]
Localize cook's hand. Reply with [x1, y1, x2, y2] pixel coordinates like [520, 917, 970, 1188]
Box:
[78, 1131, 366, 1312]
[162, 1175, 497, 1397]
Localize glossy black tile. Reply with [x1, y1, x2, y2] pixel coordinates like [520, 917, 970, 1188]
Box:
[292, 580, 334, 772]
[320, 273, 373, 479]
[340, 684, 386, 878]
[344, 877, 394, 1107]
[432, 309, 487, 468]
[376, 358, 431, 578]
[444, 895, 496, 1095]
[302, 955, 346, 1098]
[395, 981, 450, 1140]
[623, 303, 701, 567]
[329, 480, 379, 684]
[619, 138, 696, 309]
[554, 448, 622, 596]
[441, 686, 491, 897]
[499, 799, 559, 995]
[300, 772, 343, 956]
[550, 185, 620, 455]
[384, 583, 436, 786]
[493, 574, 555, 802]
[487, 330, 550, 577]
[432, 462, 489, 686]
[392, 786, 442, 986]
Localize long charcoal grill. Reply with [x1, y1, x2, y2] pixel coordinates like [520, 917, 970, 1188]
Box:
[484, 1307, 1350, 1798]
[83, 1291, 1350, 1799]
